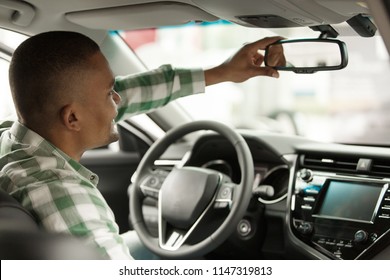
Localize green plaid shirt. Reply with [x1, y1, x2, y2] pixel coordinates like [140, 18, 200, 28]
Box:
[0, 65, 205, 259]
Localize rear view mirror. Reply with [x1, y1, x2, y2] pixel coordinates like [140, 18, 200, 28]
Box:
[265, 39, 348, 74]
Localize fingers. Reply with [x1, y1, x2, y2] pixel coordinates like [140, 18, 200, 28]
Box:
[252, 52, 265, 67]
[246, 36, 285, 69]
[255, 66, 280, 78]
[244, 63, 279, 80]
[213, 36, 284, 84]
[266, 44, 286, 67]
[246, 36, 285, 51]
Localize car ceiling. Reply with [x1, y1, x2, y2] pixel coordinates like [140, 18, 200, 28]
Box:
[0, 0, 371, 34]
[2, 0, 390, 56]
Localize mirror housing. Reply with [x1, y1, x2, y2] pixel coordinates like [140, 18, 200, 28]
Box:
[265, 39, 348, 74]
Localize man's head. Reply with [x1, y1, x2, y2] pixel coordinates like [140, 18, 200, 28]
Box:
[9, 31, 121, 159]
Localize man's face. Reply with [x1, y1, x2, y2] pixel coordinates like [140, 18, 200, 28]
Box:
[76, 51, 121, 150]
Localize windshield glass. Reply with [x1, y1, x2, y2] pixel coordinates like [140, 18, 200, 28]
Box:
[119, 21, 390, 146]
[0, 29, 28, 120]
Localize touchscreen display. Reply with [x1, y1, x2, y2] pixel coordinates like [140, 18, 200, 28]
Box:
[316, 180, 383, 223]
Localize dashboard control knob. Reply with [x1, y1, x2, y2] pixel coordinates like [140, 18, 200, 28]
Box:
[237, 219, 252, 237]
[253, 184, 275, 198]
[299, 169, 313, 182]
[369, 233, 378, 242]
[297, 222, 313, 235]
[354, 230, 368, 244]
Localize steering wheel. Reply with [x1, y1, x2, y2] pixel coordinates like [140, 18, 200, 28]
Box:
[130, 120, 254, 259]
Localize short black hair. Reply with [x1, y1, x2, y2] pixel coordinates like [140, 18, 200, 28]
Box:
[9, 31, 100, 125]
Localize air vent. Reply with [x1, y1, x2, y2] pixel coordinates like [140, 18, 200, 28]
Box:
[371, 159, 390, 176]
[300, 154, 358, 172]
[301, 154, 390, 177]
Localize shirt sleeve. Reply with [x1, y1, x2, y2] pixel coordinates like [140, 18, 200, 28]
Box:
[20, 178, 133, 260]
[0, 120, 14, 135]
[114, 64, 205, 122]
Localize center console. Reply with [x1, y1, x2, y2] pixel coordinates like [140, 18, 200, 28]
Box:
[290, 168, 390, 259]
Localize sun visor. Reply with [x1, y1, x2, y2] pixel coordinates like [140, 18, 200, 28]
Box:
[66, 2, 219, 30]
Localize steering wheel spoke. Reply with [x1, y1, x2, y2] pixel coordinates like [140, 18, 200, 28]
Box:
[158, 218, 186, 251]
[158, 182, 217, 251]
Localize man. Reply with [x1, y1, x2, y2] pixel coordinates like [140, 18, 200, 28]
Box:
[0, 31, 284, 259]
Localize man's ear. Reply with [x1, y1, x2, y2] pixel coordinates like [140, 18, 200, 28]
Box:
[60, 104, 81, 131]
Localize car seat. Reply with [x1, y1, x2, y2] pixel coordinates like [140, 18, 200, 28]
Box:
[0, 188, 105, 259]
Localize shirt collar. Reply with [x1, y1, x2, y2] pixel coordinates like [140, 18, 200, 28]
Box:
[9, 121, 99, 186]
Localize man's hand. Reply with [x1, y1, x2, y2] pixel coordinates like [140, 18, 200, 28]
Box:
[204, 36, 285, 86]
[265, 43, 286, 68]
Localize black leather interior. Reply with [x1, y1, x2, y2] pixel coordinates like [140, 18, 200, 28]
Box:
[0, 188, 39, 232]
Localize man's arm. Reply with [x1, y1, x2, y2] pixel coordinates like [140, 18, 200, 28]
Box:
[114, 65, 205, 121]
[114, 36, 284, 122]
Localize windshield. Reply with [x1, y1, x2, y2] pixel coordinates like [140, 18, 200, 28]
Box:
[119, 21, 390, 146]
[0, 29, 28, 121]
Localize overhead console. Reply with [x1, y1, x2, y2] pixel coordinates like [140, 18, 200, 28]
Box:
[287, 152, 390, 259]
[192, 0, 370, 28]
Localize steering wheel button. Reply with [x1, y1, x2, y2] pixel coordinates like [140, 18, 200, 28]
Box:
[147, 176, 159, 188]
[214, 201, 229, 208]
[220, 187, 231, 199]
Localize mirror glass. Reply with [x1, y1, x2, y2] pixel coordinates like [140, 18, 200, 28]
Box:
[265, 39, 348, 73]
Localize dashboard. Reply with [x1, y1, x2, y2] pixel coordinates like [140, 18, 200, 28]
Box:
[289, 149, 390, 260]
[150, 129, 390, 260]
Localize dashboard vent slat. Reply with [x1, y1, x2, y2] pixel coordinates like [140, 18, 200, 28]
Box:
[301, 154, 358, 172]
[371, 159, 390, 176]
[301, 154, 390, 177]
